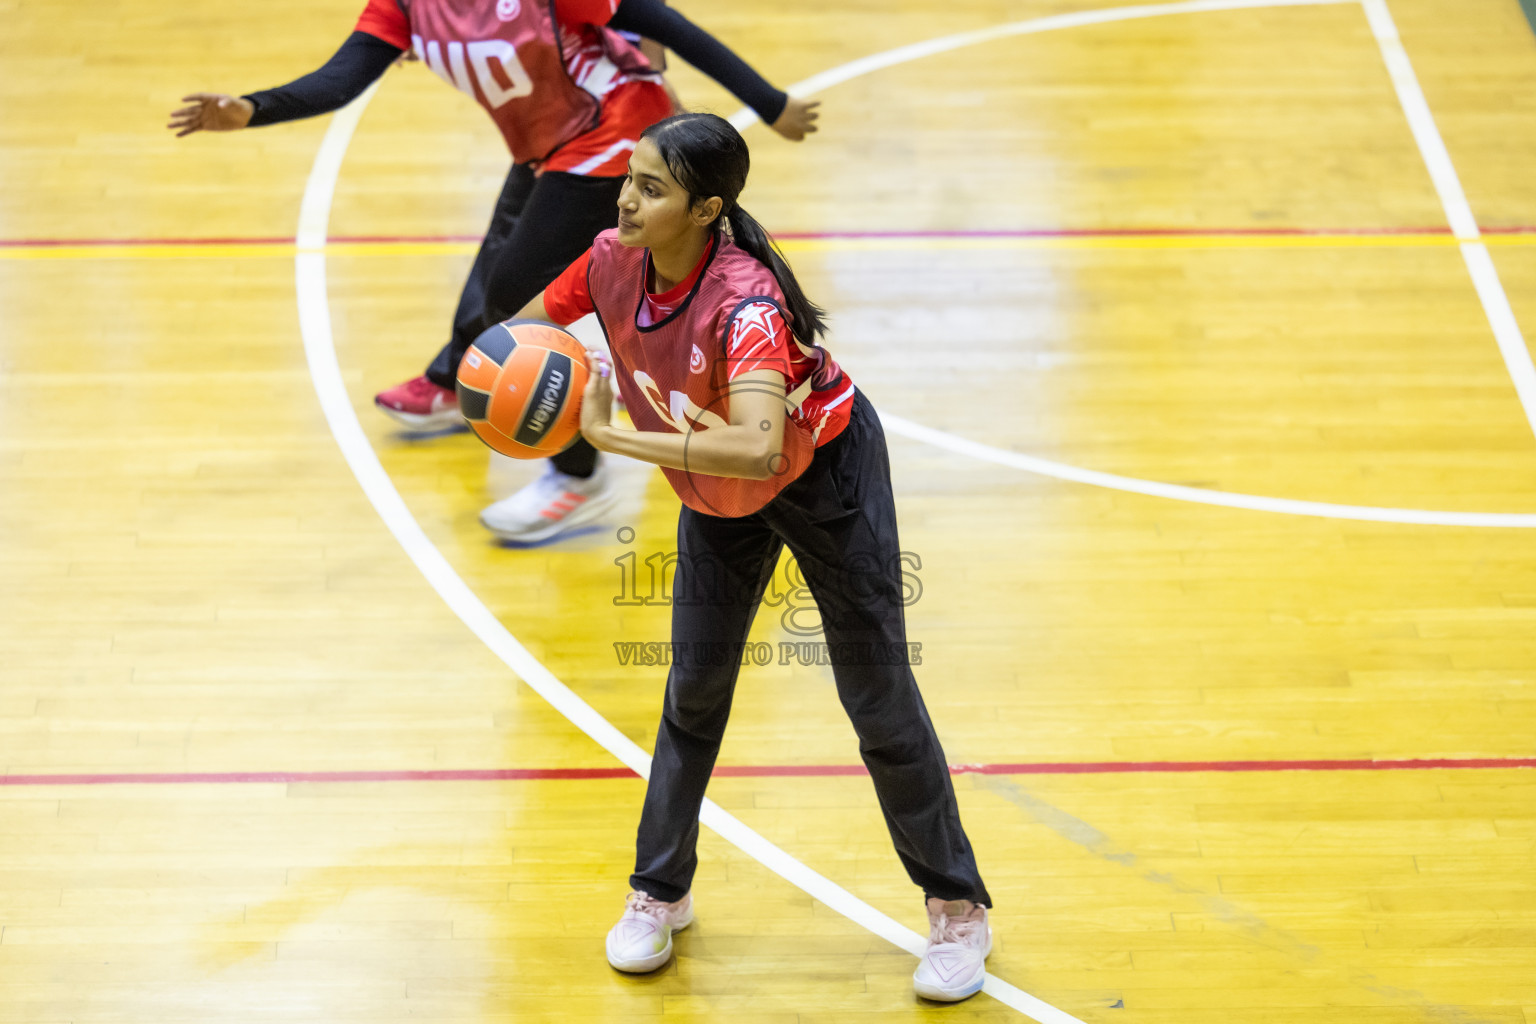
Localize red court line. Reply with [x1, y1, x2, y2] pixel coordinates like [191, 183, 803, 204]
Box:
[0, 767, 638, 786]
[10, 226, 1536, 249]
[2, 757, 1531, 787]
[777, 226, 1462, 239]
[0, 235, 299, 248]
[952, 757, 1536, 774]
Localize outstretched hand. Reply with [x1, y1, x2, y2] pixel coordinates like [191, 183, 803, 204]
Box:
[167, 94, 254, 137]
[770, 96, 820, 141]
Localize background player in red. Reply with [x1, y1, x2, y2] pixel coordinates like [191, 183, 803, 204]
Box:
[514, 112, 995, 1001]
[169, 0, 818, 543]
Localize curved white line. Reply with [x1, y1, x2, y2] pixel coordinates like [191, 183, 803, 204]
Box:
[298, 86, 654, 777]
[878, 413, 1536, 527]
[733, 0, 1353, 128]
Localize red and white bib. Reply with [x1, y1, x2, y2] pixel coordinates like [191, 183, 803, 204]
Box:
[397, 0, 647, 165]
[587, 230, 831, 518]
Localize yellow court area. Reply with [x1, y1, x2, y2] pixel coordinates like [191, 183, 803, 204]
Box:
[3, 0, 1536, 1021]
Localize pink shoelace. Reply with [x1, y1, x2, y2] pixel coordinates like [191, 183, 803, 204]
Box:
[930, 904, 986, 947]
[625, 891, 675, 921]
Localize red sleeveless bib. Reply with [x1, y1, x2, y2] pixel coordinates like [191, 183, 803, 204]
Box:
[587, 230, 817, 518]
[402, 0, 643, 164]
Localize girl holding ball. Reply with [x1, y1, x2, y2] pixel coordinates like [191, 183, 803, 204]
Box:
[516, 111, 994, 1002]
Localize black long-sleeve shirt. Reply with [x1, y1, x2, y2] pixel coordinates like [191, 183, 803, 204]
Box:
[244, 0, 787, 130]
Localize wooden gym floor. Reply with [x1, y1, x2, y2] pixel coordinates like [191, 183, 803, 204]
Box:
[2, 0, 1535, 1020]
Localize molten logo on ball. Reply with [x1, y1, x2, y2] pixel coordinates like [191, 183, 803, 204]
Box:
[513, 360, 571, 448]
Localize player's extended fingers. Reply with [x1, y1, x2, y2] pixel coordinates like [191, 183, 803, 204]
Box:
[169, 105, 202, 119]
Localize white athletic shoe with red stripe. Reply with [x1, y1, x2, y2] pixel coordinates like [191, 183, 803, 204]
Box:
[913, 898, 991, 1002]
[479, 461, 619, 543]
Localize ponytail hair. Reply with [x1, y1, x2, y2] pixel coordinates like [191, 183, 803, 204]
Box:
[639, 113, 828, 346]
[723, 205, 828, 346]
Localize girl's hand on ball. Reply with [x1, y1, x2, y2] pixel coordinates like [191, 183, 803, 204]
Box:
[580, 351, 614, 445]
[168, 94, 254, 137]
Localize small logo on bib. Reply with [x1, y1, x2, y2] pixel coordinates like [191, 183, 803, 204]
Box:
[689, 345, 706, 375]
[496, 0, 521, 21]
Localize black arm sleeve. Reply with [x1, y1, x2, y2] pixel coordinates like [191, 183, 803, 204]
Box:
[608, 0, 788, 127]
[243, 31, 405, 127]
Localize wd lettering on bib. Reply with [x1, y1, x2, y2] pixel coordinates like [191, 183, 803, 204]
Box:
[400, 0, 643, 163]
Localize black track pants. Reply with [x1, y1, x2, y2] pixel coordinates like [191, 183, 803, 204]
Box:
[629, 392, 992, 907]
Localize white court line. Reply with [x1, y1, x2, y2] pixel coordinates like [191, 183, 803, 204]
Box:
[1359, 0, 1536, 442]
[732, 0, 1356, 127]
[878, 412, 1536, 527]
[292, 3, 1529, 1021]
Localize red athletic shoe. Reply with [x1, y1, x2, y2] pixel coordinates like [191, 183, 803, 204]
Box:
[374, 375, 461, 430]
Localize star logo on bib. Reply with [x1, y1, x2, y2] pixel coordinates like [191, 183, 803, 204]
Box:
[689, 344, 707, 375]
[496, 0, 521, 21]
[727, 301, 785, 379]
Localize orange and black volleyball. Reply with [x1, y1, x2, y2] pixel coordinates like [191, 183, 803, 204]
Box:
[456, 319, 589, 459]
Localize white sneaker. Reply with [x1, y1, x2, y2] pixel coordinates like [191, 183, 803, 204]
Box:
[913, 898, 991, 1002]
[606, 890, 693, 973]
[479, 461, 619, 543]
